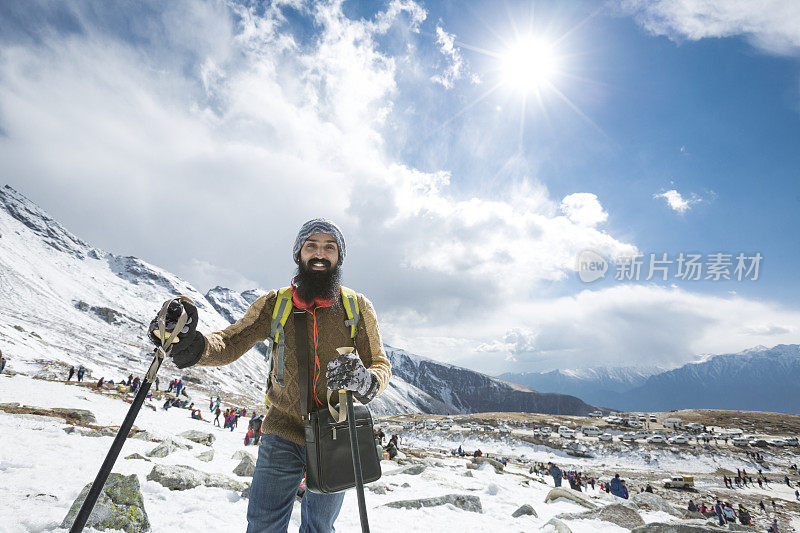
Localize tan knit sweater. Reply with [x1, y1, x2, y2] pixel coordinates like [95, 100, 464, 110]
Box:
[196, 289, 391, 446]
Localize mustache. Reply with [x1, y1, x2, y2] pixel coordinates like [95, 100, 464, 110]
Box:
[306, 258, 332, 268]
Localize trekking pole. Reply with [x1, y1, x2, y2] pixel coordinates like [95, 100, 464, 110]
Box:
[345, 390, 370, 533]
[68, 297, 189, 533]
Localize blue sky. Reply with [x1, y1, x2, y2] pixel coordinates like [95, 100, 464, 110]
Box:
[1, 0, 799, 374]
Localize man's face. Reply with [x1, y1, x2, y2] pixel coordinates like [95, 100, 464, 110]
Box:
[299, 232, 339, 272]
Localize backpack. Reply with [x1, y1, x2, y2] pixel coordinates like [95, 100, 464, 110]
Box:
[264, 285, 361, 404]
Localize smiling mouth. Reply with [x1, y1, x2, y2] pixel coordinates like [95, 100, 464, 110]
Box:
[310, 260, 329, 270]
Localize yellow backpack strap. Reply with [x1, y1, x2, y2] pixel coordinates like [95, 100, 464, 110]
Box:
[340, 286, 360, 339]
[267, 287, 293, 398]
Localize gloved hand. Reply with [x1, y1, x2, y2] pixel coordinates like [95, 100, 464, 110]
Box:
[147, 299, 205, 369]
[325, 352, 379, 403]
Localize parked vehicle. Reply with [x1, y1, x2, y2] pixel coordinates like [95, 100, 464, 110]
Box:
[663, 418, 683, 429]
[424, 419, 437, 430]
[588, 410, 603, 418]
[663, 475, 694, 489]
[668, 435, 689, 444]
[685, 423, 704, 432]
[647, 434, 667, 443]
[784, 436, 799, 446]
[649, 414, 657, 422]
[539, 426, 552, 434]
[558, 426, 575, 438]
[732, 436, 751, 446]
[598, 433, 613, 441]
[620, 432, 637, 441]
[628, 420, 643, 428]
[580, 425, 602, 436]
[769, 439, 787, 447]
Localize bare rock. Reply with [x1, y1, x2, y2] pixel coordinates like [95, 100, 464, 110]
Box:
[146, 441, 176, 458]
[384, 494, 482, 513]
[543, 517, 572, 533]
[178, 430, 215, 446]
[61, 473, 149, 532]
[512, 504, 538, 518]
[196, 450, 214, 462]
[558, 503, 645, 529]
[146, 464, 247, 492]
[544, 487, 598, 509]
[233, 454, 257, 477]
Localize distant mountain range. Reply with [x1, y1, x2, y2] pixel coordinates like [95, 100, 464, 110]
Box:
[500, 345, 800, 414]
[0, 185, 598, 416]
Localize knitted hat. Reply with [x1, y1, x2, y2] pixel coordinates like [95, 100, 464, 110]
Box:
[293, 218, 346, 265]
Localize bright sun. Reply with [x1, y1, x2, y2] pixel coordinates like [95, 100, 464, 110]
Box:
[500, 37, 558, 92]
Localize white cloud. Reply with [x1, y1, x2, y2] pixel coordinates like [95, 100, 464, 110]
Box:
[430, 25, 471, 89]
[560, 193, 608, 226]
[620, 0, 800, 56]
[653, 189, 701, 213]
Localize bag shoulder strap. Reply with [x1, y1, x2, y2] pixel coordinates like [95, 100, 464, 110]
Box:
[340, 285, 360, 339]
[294, 310, 310, 421]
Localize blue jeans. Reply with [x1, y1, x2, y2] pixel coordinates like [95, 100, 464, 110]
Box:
[247, 433, 345, 533]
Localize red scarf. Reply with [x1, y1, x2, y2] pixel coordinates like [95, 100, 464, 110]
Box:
[290, 280, 335, 406]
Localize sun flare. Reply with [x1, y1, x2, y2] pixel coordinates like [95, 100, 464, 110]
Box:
[500, 37, 558, 92]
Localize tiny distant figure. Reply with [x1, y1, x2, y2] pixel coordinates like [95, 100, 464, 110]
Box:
[175, 379, 183, 397]
[126, 374, 133, 386]
[76, 366, 85, 382]
[214, 406, 221, 427]
[154, 377, 159, 391]
[0, 351, 6, 374]
[68, 366, 75, 381]
[715, 500, 724, 527]
[96, 377, 104, 388]
[760, 501, 766, 513]
[645, 484, 653, 493]
[768, 519, 778, 533]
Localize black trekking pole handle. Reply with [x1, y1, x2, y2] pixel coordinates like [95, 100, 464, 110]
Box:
[345, 390, 370, 533]
[68, 297, 189, 532]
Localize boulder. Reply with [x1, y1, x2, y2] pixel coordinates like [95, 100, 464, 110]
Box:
[367, 483, 388, 495]
[146, 441, 176, 458]
[384, 494, 483, 513]
[463, 471, 474, 477]
[179, 430, 215, 446]
[466, 463, 480, 470]
[558, 503, 645, 529]
[52, 407, 97, 425]
[544, 487, 598, 510]
[233, 454, 257, 477]
[401, 464, 426, 476]
[61, 473, 150, 532]
[146, 464, 247, 492]
[131, 430, 155, 441]
[125, 453, 151, 462]
[631, 492, 682, 517]
[631, 523, 728, 532]
[512, 504, 537, 518]
[543, 518, 572, 533]
[471, 456, 504, 472]
[232, 450, 256, 461]
[196, 450, 214, 462]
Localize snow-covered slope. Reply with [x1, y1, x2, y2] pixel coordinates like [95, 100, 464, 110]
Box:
[0, 185, 269, 401]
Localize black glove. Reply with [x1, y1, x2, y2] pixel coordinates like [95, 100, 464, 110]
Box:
[147, 300, 205, 369]
[325, 352, 379, 403]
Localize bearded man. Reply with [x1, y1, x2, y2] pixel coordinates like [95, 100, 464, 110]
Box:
[148, 219, 391, 532]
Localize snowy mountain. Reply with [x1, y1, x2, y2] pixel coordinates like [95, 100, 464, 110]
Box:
[500, 346, 800, 414]
[498, 365, 664, 408]
[0, 185, 269, 401]
[612, 344, 800, 414]
[0, 185, 598, 416]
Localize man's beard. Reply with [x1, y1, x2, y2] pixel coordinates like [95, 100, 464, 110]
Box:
[295, 258, 341, 304]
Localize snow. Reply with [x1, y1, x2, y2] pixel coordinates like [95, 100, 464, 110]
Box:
[0, 372, 640, 533]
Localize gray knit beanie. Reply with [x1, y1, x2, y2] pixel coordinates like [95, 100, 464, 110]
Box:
[293, 218, 346, 265]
